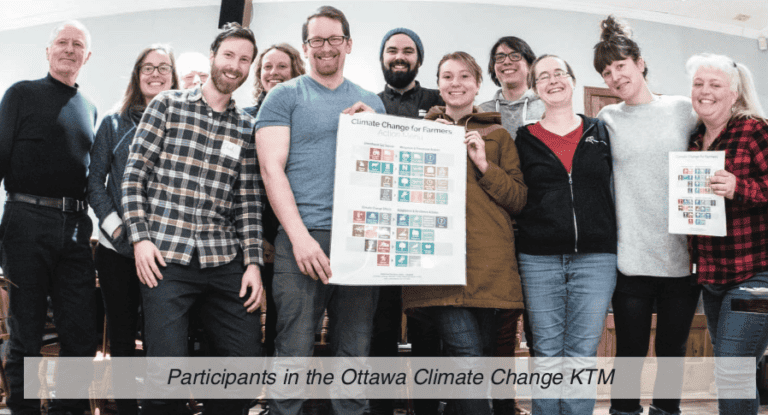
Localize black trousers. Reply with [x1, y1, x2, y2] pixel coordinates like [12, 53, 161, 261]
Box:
[95, 245, 141, 415]
[0, 202, 98, 415]
[138, 251, 261, 415]
[610, 272, 701, 414]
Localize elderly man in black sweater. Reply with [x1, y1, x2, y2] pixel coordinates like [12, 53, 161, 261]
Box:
[0, 20, 98, 415]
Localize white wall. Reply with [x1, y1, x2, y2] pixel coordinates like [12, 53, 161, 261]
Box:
[248, 1, 766, 111]
[1, 1, 767, 231]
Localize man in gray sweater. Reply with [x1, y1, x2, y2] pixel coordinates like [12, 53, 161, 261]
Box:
[479, 35, 544, 415]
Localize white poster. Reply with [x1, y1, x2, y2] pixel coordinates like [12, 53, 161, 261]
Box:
[668, 151, 727, 236]
[329, 112, 467, 286]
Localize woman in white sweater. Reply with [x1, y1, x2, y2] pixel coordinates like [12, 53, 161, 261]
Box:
[593, 15, 701, 415]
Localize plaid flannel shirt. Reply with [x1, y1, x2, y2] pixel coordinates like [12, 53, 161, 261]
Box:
[690, 117, 768, 285]
[121, 87, 263, 268]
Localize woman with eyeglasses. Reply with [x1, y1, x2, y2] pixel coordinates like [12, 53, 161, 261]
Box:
[593, 16, 700, 415]
[514, 54, 616, 415]
[87, 44, 179, 415]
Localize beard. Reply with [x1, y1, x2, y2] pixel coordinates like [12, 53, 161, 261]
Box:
[210, 62, 246, 95]
[382, 60, 418, 89]
[312, 52, 341, 77]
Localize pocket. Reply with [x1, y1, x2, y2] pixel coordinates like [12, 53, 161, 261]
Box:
[109, 224, 134, 258]
[0, 204, 17, 248]
[731, 298, 768, 314]
[575, 185, 615, 243]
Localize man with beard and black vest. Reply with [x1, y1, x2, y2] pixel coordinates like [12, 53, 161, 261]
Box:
[377, 28, 443, 119]
[370, 27, 444, 415]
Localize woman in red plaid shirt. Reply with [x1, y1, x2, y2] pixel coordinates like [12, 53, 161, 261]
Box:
[687, 52, 768, 415]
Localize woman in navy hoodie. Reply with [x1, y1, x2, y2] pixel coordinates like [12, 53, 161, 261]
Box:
[514, 55, 616, 415]
[87, 44, 179, 415]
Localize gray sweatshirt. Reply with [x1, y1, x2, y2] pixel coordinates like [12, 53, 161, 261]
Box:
[598, 95, 698, 277]
[479, 89, 545, 140]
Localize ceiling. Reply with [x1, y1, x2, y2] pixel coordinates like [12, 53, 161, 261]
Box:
[2, 0, 767, 38]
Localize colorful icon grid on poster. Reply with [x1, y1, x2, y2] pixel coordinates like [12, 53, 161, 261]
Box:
[357, 147, 449, 204]
[350, 210, 446, 266]
[676, 166, 716, 226]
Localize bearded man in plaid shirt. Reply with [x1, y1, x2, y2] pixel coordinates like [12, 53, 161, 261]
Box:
[121, 23, 263, 415]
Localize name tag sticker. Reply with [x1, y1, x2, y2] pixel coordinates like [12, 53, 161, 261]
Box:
[220, 140, 241, 159]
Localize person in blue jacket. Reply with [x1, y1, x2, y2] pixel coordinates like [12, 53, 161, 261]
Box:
[87, 44, 179, 415]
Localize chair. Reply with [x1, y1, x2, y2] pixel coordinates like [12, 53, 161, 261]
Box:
[0, 273, 11, 405]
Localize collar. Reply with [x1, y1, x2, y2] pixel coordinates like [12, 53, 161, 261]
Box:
[493, 88, 537, 105]
[46, 72, 79, 90]
[431, 106, 484, 125]
[384, 80, 423, 98]
[188, 85, 237, 112]
[690, 118, 738, 151]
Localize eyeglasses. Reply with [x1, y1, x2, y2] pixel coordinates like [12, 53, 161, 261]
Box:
[140, 64, 173, 75]
[305, 36, 348, 48]
[535, 70, 571, 85]
[493, 52, 523, 64]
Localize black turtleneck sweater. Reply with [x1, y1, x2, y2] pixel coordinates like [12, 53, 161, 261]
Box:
[0, 73, 97, 200]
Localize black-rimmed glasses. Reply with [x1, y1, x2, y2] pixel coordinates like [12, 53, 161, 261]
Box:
[493, 52, 523, 64]
[305, 36, 348, 48]
[140, 64, 173, 75]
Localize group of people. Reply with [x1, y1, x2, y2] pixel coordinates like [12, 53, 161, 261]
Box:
[1, 5, 767, 415]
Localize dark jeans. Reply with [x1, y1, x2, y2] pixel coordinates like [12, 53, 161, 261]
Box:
[0, 202, 98, 415]
[139, 251, 261, 415]
[703, 271, 768, 415]
[262, 262, 277, 357]
[95, 245, 140, 415]
[368, 285, 401, 415]
[493, 309, 525, 415]
[370, 286, 402, 358]
[270, 230, 379, 415]
[610, 272, 701, 415]
[368, 289, 443, 415]
[429, 307, 497, 415]
[408, 308, 443, 415]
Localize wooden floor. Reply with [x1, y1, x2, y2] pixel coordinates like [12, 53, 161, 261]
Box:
[248, 397, 768, 415]
[587, 398, 767, 414]
[1, 398, 767, 414]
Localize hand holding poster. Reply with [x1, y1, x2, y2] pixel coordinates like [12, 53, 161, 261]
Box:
[330, 113, 467, 285]
[668, 151, 726, 236]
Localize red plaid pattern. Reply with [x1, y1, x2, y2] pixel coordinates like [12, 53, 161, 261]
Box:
[690, 117, 768, 284]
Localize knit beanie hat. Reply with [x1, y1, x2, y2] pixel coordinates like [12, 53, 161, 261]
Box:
[380, 28, 424, 65]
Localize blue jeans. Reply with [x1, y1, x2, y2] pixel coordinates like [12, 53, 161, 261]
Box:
[0, 202, 98, 415]
[429, 307, 496, 415]
[269, 230, 379, 415]
[519, 253, 616, 415]
[703, 270, 768, 415]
